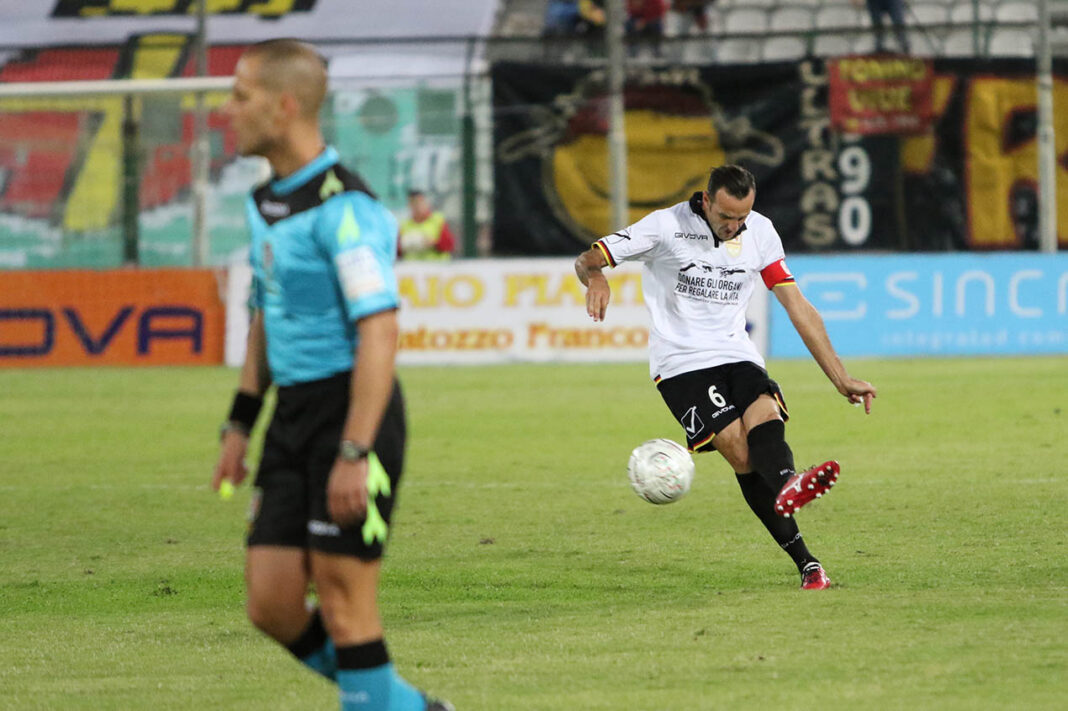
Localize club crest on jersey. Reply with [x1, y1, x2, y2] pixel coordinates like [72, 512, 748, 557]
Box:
[725, 235, 743, 257]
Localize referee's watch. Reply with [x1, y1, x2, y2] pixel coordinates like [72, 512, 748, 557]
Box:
[338, 440, 370, 462]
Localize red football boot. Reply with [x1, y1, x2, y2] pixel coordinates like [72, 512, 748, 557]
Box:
[800, 562, 831, 590]
[775, 460, 840, 518]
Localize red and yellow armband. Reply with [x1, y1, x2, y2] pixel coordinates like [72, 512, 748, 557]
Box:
[760, 258, 796, 290]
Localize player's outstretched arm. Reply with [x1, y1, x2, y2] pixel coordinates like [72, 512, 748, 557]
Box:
[774, 284, 877, 414]
[575, 247, 611, 322]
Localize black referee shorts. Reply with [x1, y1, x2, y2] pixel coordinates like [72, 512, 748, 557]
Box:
[656, 361, 788, 453]
[247, 371, 406, 560]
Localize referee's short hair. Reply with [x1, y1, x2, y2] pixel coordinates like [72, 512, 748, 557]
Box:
[707, 165, 756, 200]
[244, 39, 327, 117]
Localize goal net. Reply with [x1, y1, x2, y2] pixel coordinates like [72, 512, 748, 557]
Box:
[0, 40, 479, 269]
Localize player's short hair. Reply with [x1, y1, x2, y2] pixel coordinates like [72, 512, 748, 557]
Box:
[707, 165, 756, 200]
[243, 39, 327, 117]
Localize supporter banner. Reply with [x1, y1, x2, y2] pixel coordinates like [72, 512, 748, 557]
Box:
[0, 1, 495, 46]
[0, 268, 224, 366]
[903, 59, 1068, 251]
[828, 55, 933, 135]
[493, 59, 1068, 255]
[493, 61, 907, 256]
[224, 258, 770, 367]
[769, 253, 1068, 358]
[50, 0, 318, 17]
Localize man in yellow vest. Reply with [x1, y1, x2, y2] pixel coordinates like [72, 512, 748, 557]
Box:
[398, 190, 455, 260]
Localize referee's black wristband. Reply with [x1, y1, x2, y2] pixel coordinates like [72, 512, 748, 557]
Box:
[227, 391, 263, 433]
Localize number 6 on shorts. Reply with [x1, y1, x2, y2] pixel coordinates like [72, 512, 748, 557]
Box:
[708, 385, 727, 408]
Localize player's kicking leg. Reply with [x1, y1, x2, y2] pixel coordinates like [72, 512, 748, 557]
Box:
[774, 460, 840, 518]
[657, 365, 834, 589]
[714, 420, 830, 590]
[738, 397, 835, 589]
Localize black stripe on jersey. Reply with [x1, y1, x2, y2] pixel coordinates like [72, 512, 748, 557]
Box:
[253, 163, 375, 226]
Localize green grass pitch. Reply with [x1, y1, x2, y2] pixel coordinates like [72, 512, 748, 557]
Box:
[1, 357, 1066, 710]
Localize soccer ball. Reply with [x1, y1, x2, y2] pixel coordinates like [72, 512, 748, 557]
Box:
[627, 438, 694, 505]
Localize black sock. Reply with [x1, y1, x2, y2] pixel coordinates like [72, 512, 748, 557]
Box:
[335, 639, 390, 670]
[284, 608, 337, 680]
[746, 419, 795, 494]
[736, 472, 817, 572]
[285, 608, 329, 660]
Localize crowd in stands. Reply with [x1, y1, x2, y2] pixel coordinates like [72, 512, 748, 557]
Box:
[544, 1, 680, 41]
[539, 0, 1042, 59]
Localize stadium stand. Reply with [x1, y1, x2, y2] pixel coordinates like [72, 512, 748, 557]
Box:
[487, 0, 1056, 61]
[723, 7, 769, 34]
[762, 35, 808, 61]
[948, 1, 995, 23]
[995, 1, 1038, 23]
[910, 3, 950, 25]
[988, 27, 1035, 56]
[813, 34, 853, 56]
[716, 37, 762, 63]
[814, 3, 866, 29]
[768, 6, 814, 32]
[942, 27, 981, 56]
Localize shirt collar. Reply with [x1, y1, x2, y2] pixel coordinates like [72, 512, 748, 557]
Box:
[270, 146, 340, 196]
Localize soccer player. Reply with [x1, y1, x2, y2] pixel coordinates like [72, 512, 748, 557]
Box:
[211, 40, 451, 710]
[575, 165, 876, 590]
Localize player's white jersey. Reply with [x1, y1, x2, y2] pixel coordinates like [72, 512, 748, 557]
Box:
[595, 193, 794, 381]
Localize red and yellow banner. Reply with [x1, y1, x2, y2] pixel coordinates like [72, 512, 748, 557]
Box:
[0, 268, 224, 367]
[828, 55, 934, 135]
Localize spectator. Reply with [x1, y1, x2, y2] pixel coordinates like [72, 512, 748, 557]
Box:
[854, 0, 911, 53]
[398, 190, 455, 260]
[544, 1, 581, 36]
[578, 0, 607, 36]
[670, 0, 713, 34]
[627, 0, 668, 52]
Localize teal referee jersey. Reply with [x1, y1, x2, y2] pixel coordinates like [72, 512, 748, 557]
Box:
[247, 147, 399, 386]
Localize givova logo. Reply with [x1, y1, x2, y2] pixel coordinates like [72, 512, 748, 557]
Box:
[52, 0, 317, 18]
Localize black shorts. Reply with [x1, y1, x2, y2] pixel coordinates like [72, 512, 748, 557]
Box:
[656, 361, 788, 453]
[247, 371, 406, 559]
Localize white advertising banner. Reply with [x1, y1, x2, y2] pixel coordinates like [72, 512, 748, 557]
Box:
[0, 1, 496, 48]
[225, 257, 769, 367]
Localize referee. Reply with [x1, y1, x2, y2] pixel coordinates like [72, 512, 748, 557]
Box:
[211, 40, 451, 710]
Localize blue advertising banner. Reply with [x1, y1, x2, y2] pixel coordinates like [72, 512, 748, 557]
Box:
[770, 253, 1068, 358]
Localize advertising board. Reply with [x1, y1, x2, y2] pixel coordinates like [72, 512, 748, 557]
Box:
[0, 268, 224, 366]
[770, 254, 1068, 358]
